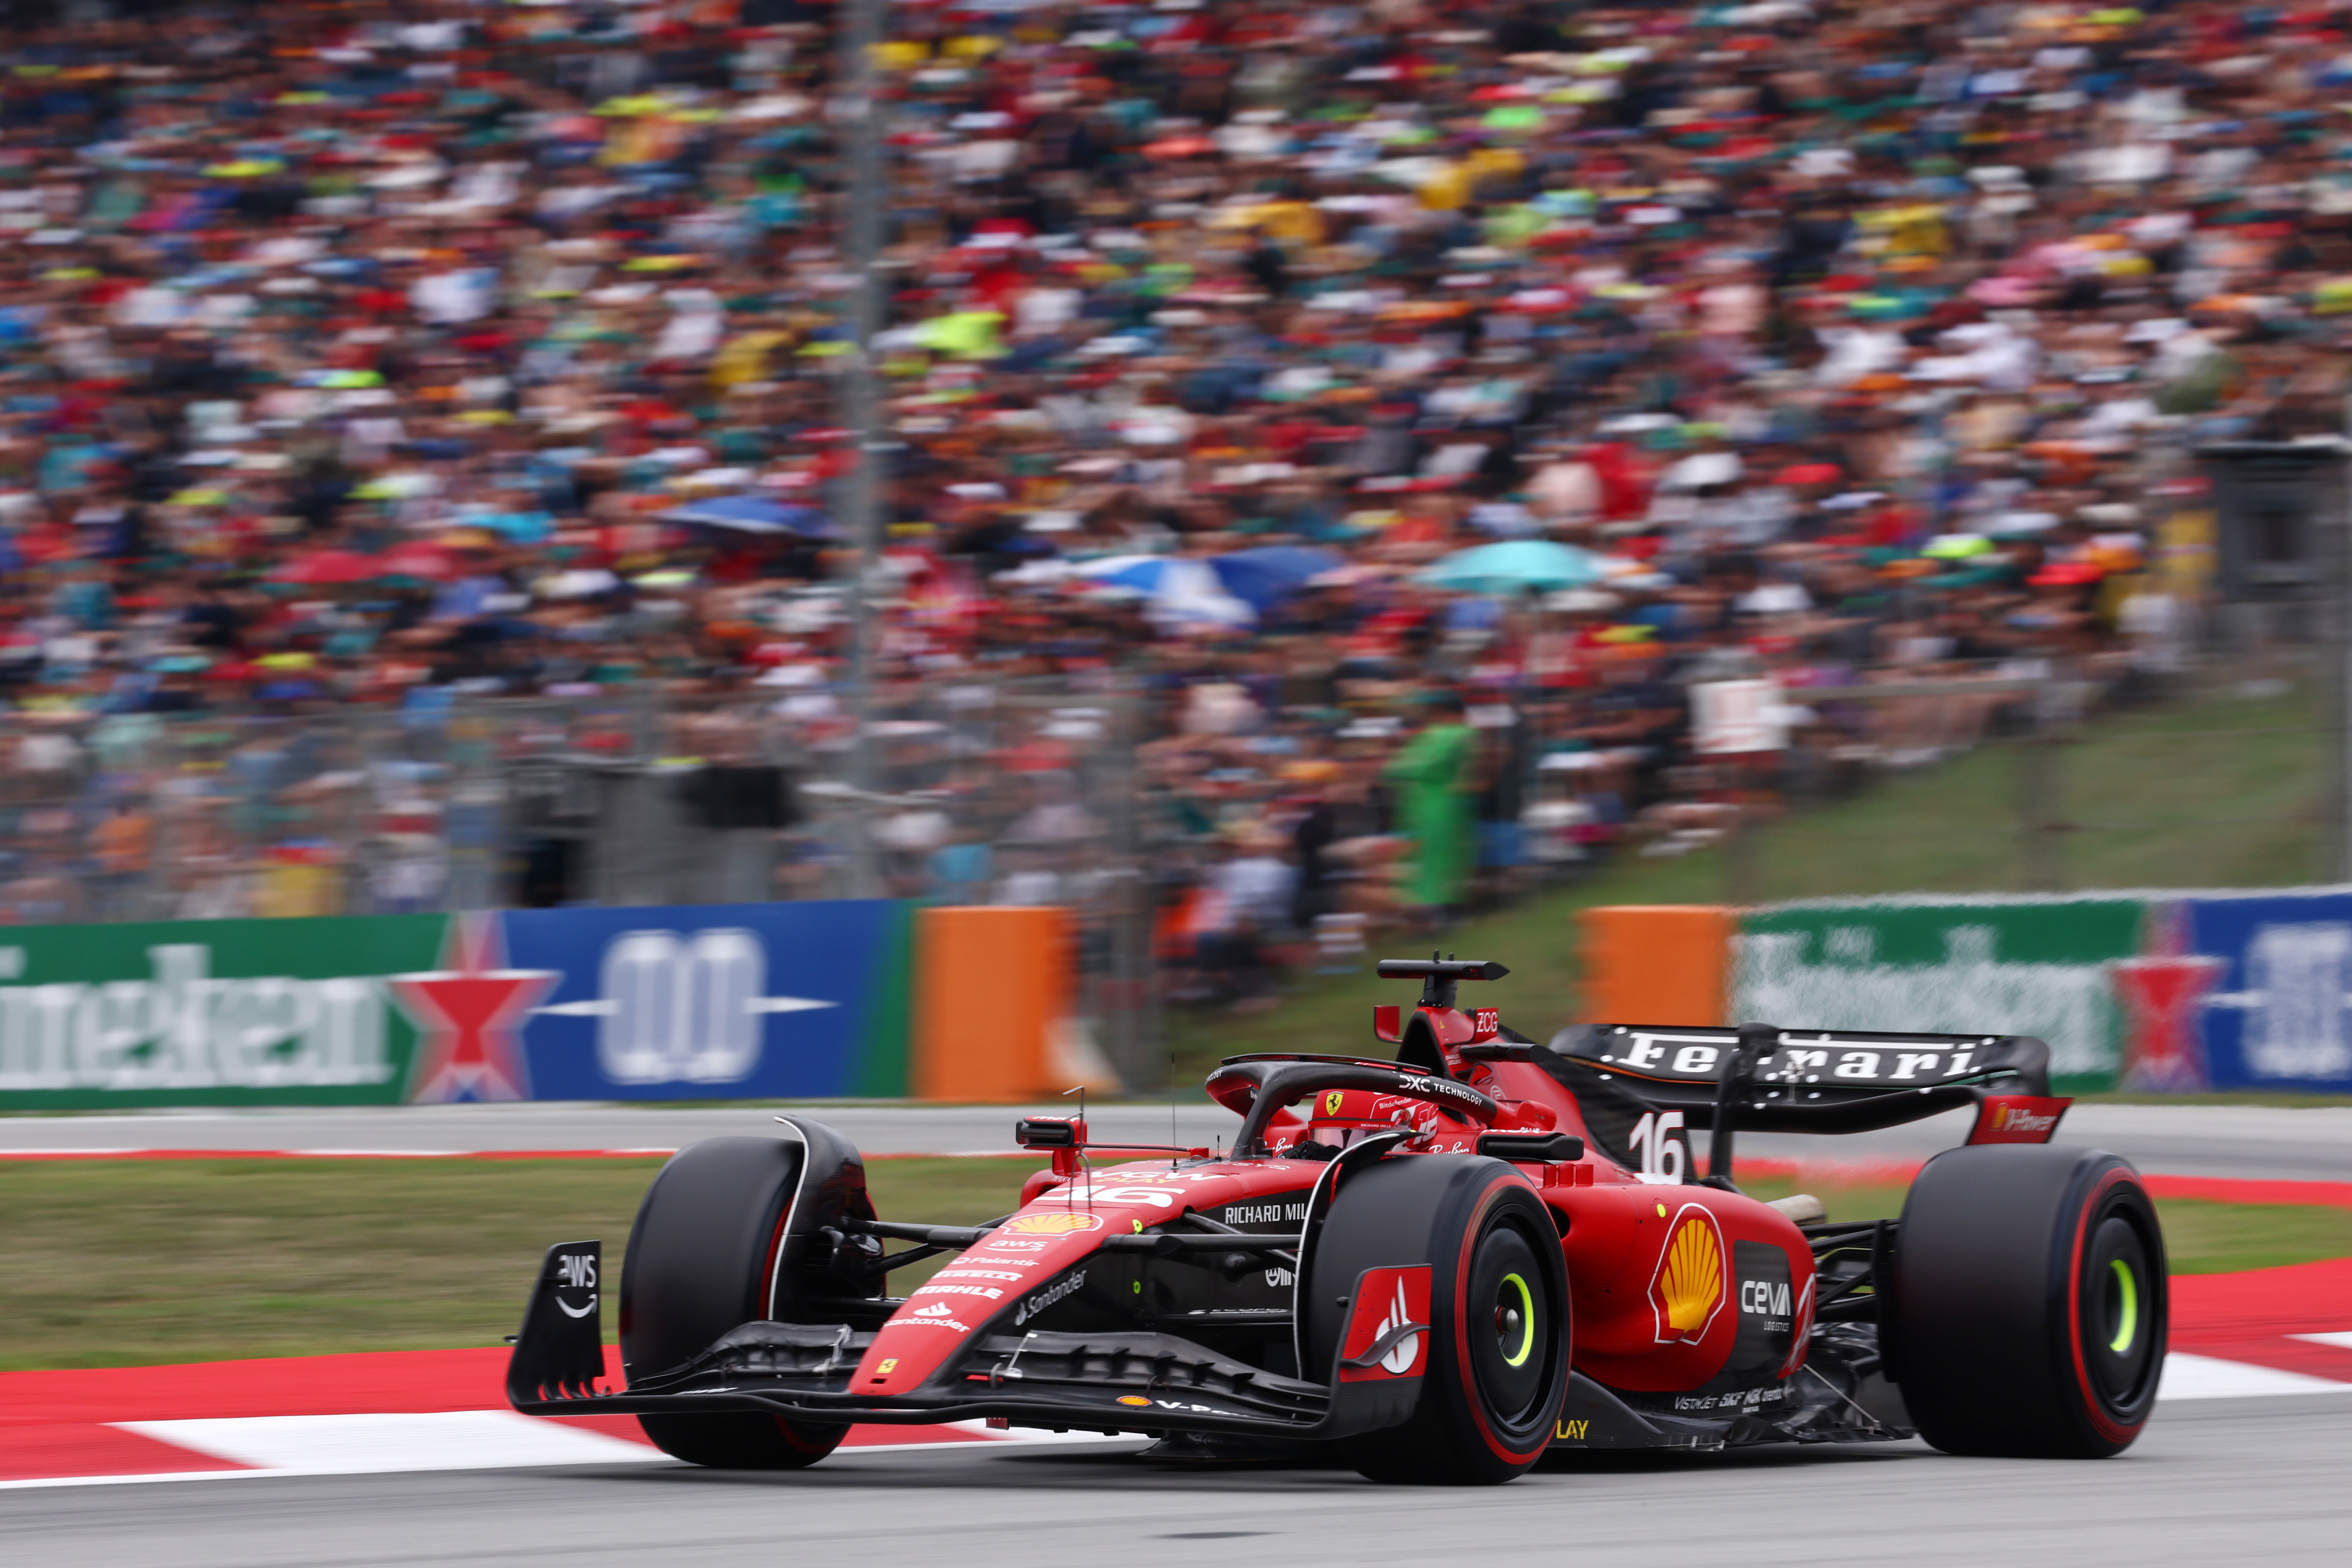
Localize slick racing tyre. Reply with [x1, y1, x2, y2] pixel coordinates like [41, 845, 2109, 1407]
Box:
[1307, 1154, 1570, 1485]
[619, 1131, 863, 1469]
[1891, 1144, 2166, 1458]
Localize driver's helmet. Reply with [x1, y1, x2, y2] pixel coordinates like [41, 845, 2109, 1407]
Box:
[1303, 1087, 1429, 1148]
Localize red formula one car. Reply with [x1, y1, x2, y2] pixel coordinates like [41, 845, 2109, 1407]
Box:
[508, 957, 2167, 1483]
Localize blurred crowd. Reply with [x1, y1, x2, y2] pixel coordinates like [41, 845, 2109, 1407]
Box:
[0, 0, 2337, 990]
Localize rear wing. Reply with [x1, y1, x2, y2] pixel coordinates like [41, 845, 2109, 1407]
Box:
[1546, 1023, 2055, 1136]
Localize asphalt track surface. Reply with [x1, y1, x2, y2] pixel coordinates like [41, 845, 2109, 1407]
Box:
[5, 1100, 2348, 1180]
[9, 1392, 2350, 1568]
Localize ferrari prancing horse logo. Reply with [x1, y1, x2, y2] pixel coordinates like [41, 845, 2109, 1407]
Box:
[1324, 1091, 1346, 1116]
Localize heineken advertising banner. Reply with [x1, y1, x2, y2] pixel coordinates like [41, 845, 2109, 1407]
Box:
[1736, 890, 2352, 1094]
[1735, 897, 2147, 1094]
[0, 902, 914, 1110]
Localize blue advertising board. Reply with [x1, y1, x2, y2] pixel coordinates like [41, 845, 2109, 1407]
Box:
[502, 900, 914, 1101]
[2179, 892, 2352, 1093]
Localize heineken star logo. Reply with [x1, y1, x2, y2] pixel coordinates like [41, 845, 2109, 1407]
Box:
[391, 913, 559, 1103]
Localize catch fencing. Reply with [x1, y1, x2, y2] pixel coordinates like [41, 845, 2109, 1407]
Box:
[0, 673, 1161, 1088]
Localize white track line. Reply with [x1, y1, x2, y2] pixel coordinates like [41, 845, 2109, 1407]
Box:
[2154, 1353, 2352, 1400]
[5, 1357, 2337, 1493]
[0, 1415, 1142, 1492]
[120, 1411, 658, 1475]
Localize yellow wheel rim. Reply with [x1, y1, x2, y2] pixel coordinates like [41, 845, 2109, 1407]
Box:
[2109, 1259, 2139, 1354]
[1499, 1273, 1536, 1368]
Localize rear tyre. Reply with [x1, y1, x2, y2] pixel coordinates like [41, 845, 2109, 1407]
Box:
[1892, 1143, 2166, 1458]
[1308, 1155, 1570, 1485]
[619, 1133, 855, 1469]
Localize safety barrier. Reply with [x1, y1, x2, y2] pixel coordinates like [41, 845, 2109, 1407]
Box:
[1580, 891, 2352, 1094]
[0, 901, 1087, 1110]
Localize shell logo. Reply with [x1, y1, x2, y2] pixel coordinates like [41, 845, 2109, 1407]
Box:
[1647, 1204, 1728, 1346]
[1003, 1211, 1104, 1236]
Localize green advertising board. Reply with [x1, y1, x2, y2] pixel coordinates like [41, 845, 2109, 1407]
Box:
[1735, 896, 2149, 1093]
[0, 915, 446, 1111]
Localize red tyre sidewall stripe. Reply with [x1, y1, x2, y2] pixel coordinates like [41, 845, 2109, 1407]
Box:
[1454, 1171, 1552, 1466]
[2065, 1165, 2141, 1447]
[774, 1416, 835, 1454]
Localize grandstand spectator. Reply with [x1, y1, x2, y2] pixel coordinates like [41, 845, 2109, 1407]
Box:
[0, 0, 2319, 1000]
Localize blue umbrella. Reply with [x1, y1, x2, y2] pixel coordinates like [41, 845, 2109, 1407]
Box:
[1207, 546, 1345, 611]
[1416, 539, 1604, 595]
[661, 493, 835, 537]
[1071, 555, 1255, 626]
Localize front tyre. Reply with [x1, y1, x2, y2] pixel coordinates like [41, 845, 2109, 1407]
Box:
[620, 1134, 852, 1469]
[1892, 1144, 2166, 1458]
[1310, 1155, 1570, 1485]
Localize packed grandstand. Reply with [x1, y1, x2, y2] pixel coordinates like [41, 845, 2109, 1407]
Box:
[0, 0, 2332, 988]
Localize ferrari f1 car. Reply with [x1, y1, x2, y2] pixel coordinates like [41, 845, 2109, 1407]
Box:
[507, 957, 2167, 1483]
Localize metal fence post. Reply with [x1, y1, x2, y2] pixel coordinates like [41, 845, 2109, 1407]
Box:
[2335, 439, 2352, 882]
[2019, 680, 2066, 892]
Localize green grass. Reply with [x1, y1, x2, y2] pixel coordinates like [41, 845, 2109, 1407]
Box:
[1731, 1172, 2352, 1275]
[1739, 682, 2328, 900]
[0, 1157, 2341, 1372]
[1169, 681, 2332, 1085]
[0, 1156, 1034, 1372]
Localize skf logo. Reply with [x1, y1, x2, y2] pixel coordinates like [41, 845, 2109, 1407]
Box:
[1324, 1091, 1346, 1116]
[1648, 1205, 1727, 1346]
[1740, 1278, 1792, 1317]
[1552, 1419, 1592, 1442]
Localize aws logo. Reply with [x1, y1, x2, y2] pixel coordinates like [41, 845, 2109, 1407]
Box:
[1647, 1205, 1727, 1346]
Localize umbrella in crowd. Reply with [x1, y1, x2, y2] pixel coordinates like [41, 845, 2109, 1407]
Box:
[1206, 547, 1347, 612]
[661, 493, 834, 537]
[1416, 541, 1606, 596]
[1072, 556, 1256, 627]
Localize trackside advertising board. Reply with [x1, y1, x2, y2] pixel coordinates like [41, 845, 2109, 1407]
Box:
[2172, 891, 2352, 1094]
[1737, 897, 2143, 1093]
[0, 902, 914, 1110]
[1734, 891, 2352, 1094]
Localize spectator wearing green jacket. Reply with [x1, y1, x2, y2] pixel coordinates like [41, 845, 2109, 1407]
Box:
[1386, 691, 1477, 928]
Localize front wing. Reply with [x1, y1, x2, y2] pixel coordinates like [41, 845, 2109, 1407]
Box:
[506, 1242, 1417, 1442]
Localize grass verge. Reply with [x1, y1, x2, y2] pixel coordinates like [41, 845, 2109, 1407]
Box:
[1, 1157, 2342, 1372]
[1167, 681, 2330, 1084]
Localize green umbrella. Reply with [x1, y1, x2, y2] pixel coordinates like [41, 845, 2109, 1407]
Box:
[1415, 540, 1605, 595]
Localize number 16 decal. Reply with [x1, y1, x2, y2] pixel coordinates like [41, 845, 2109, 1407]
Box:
[1626, 1110, 1688, 1183]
